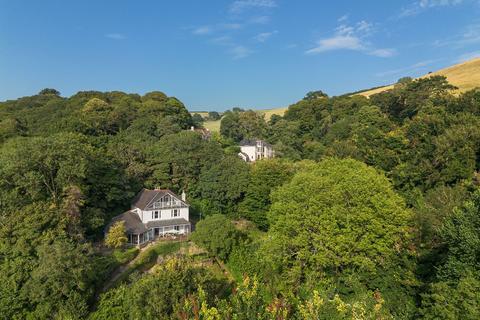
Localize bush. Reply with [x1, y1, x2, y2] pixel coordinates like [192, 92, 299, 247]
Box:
[113, 247, 139, 264]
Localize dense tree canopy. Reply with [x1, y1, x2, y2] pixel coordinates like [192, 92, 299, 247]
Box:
[1, 76, 480, 319]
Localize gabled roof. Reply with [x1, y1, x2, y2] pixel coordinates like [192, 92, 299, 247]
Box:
[238, 151, 251, 162]
[239, 139, 273, 147]
[239, 139, 258, 146]
[106, 210, 147, 234]
[131, 188, 187, 210]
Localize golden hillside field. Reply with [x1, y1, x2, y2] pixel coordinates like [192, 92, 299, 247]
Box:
[357, 57, 480, 97]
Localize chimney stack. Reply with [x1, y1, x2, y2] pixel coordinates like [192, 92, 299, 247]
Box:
[181, 190, 186, 202]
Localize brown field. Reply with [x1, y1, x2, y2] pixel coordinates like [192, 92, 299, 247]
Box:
[357, 57, 480, 97]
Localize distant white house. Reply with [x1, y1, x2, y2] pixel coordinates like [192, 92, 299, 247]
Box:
[238, 139, 274, 162]
[106, 189, 190, 246]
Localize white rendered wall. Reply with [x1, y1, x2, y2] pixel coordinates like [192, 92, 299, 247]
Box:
[240, 145, 256, 162]
[140, 207, 189, 223]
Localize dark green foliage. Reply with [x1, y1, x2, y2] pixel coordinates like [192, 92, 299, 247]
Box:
[239, 159, 295, 229]
[39, 88, 61, 96]
[208, 111, 221, 120]
[146, 131, 223, 192]
[220, 109, 267, 142]
[191, 113, 204, 127]
[370, 75, 456, 123]
[191, 214, 243, 260]
[195, 155, 250, 215]
[304, 90, 328, 100]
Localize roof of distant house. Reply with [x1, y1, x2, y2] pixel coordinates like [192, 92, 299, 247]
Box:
[239, 139, 272, 147]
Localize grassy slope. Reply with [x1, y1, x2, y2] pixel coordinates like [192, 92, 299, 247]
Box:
[192, 106, 288, 132]
[357, 57, 480, 97]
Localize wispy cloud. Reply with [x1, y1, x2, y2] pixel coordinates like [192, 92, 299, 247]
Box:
[249, 15, 271, 24]
[221, 23, 243, 30]
[338, 14, 349, 23]
[188, 1, 278, 60]
[230, 45, 253, 59]
[433, 22, 480, 47]
[230, 0, 277, 13]
[456, 51, 480, 63]
[192, 26, 213, 35]
[306, 19, 396, 58]
[400, 0, 464, 17]
[105, 33, 126, 40]
[254, 30, 278, 42]
[208, 35, 253, 59]
[369, 48, 397, 58]
[375, 59, 440, 77]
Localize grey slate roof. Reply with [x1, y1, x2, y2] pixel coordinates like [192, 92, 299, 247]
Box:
[107, 210, 148, 234]
[146, 218, 191, 229]
[239, 139, 273, 147]
[131, 189, 164, 210]
[131, 188, 188, 210]
[239, 139, 257, 146]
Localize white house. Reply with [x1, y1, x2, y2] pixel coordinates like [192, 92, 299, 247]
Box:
[238, 139, 274, 162]
[107, 188, 191, 246]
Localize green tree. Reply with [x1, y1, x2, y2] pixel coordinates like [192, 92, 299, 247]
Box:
[39, 88, 61, 96]
[195, 155, 250, 215]
[264, 158, 415, 315]
[239, 159, 295, 229]
[304, 90, 328, 101]
[208, 111, 221, 121]
[192, 113, 204, 127]
[191, 215, 243, 260]
[105, 221, 128, 249]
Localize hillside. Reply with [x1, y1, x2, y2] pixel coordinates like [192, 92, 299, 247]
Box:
[357, 57, 480, 97]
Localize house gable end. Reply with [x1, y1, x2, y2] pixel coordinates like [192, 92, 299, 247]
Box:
[144, 190, 188, 210]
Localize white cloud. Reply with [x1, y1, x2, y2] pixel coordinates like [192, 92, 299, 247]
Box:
[230, 45, 253, 59]
[375, 59, 439, 77]
[210, 36, 232, 45]
[419, 0, 463, 8]
[253, 30, 278, 42]
[192, 26, 213, 35]
[221, 23, 243, 30]
[230, 0, 277, 13]
[338, 14, 349, 23]
[433, 23, 480, 47]
[306, 20, 395, 58]
[249, 15, 271, 24]
[306, 35, 363, 54]
[105, 33, 126, 40]
[456, 51, 480, 62]
[369, 48, 397, 57]
[400, 0, 464, 17]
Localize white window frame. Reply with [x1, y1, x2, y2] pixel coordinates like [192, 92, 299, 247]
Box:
[171, 209, 179, 217]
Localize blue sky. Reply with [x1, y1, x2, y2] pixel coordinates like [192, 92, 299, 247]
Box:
[1, 0, 480, 111]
